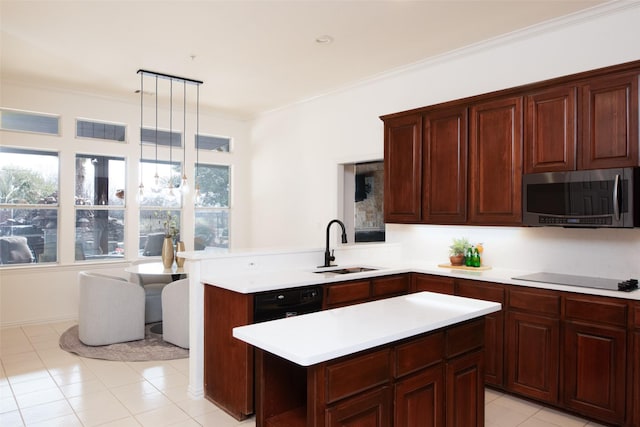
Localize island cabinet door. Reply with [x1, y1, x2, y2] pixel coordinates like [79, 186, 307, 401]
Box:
[394, 365, 444, 427]
[325, 386, 392, 427]
[445, 350, 484, 427]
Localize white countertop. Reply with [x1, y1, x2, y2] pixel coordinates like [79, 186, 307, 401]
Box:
[233, 291, 502, 366]
[202, 261, 640, 301]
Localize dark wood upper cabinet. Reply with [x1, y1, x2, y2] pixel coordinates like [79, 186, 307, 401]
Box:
[580, 71, 639, 170]
[422, 106, 468, 224]
[468, 96, 523, 225]
[383, 114, 423, 223]
[525, 85, 577, 173]
[381, 60, 640, 226]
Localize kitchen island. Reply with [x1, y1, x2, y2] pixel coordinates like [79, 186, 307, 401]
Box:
[233, 291, 501, 426]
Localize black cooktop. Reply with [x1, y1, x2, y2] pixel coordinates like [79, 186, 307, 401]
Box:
[512, 272, 638, 292]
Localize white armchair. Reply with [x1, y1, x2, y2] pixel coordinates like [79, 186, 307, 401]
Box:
[161, 278, 189, 349]
[78, 271, 145, 346]
[129, 260, 175, 323]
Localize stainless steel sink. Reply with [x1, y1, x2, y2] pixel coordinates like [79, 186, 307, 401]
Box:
[314, 266, 378, 275]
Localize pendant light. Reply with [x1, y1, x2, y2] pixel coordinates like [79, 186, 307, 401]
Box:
[137, 69, 203, 203]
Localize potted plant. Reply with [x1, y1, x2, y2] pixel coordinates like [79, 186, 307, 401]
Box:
[448, 237, 470, 266]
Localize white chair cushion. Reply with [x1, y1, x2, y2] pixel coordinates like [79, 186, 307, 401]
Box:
[161, 278, 189, 349]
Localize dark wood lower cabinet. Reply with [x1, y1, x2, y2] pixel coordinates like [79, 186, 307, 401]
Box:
[633, 303, 640, 427]
[255, 318, 485, 427]
[324, 275, 410, 309]
[395, 366, 444, 427]
[446, 351, 484, 427]
[203, 285, 253, 420]
[324, 279, 370, 309]
[563, 321, 627, 425]
[326, 386, 391, 427]
[411, 273, 455, 295]
[634, 328, 640, 427]
[506, 312, 559, 404]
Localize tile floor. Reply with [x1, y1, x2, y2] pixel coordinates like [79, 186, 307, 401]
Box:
[1, 321, 606, 427]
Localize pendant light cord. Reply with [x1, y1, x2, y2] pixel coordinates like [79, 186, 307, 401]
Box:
[139, 73, 144, 193]
[169, 79, 173, 187]
[154, 76, 159, 185]
[182, 81, 187, 184]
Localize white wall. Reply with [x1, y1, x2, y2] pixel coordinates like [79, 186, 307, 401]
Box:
[0, 81, 251, 326]
[3, 3, 640, 326]
[247, 3, 640, 279]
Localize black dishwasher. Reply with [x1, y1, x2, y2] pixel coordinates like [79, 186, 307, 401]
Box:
[253, 286, 323, 323]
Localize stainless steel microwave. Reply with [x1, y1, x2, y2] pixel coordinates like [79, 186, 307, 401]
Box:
[522, 167, 640, 228]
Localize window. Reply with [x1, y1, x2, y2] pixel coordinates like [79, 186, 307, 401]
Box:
[354, 161, 384, 243]
[342, 161, 385, 244]
[139, 160, 182, 257]
[197, 134, 231, 152]
[74, 155, 126, 261]
[0, 108, 60, 135]
[0, 147, 59, 265]
[141, 127, 182, 148]
[195, 164, 230, 250]
[76, 119, 126, 142]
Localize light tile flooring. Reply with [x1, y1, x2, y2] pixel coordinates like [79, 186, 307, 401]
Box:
[1, 321, 606, 427]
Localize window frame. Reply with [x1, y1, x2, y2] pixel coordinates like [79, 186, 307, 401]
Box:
[73, 153, 127, 262]
[75, 117, 127, 143]
[0, 108, 61, 136]
[0, 147, 60, 266]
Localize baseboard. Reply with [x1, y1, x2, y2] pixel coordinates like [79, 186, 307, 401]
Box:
[0, 315, 78, 329]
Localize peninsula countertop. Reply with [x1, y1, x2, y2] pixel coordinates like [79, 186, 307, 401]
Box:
[232, 291, 502, 366]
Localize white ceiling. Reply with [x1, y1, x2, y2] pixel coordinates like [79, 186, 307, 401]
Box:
[1, 0, 609, 119]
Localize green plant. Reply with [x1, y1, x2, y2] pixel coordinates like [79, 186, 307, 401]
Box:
[157, 211, 178, 239]
[449, 237, 470, 256]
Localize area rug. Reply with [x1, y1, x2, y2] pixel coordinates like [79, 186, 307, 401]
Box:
[59, 323, 188, 361]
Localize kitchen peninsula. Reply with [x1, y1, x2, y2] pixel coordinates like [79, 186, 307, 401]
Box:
[233, 292, 501, 426]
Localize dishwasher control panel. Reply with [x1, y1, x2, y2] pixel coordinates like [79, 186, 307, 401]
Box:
[253, 286, 323, 323]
